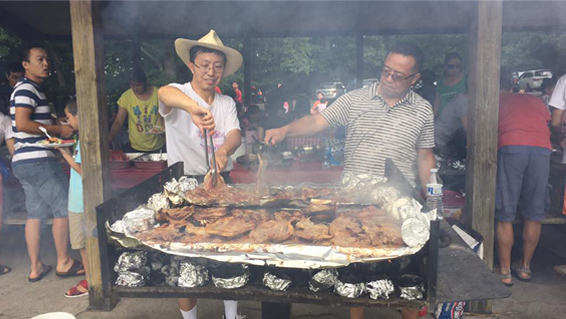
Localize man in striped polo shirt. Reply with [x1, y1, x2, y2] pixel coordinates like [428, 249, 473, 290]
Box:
[10, 45, 81, 282]
[265, 43, 435, 319]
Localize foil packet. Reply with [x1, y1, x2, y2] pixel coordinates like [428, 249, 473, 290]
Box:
[366, 276, 395, 300]
[371, 185, 401, 207]
[110, 220, 126, 233]
[212, 264, 250, 289]
[115, 270, 146, 287]
[164, 177, 198, 205]
[309, 269, 339, 292]
[147, 193, 170, 212]
[114, 251, 148, 273]
[178, 261, 210, 288]
[334, 278, 366, 298]
[398, 275, 425, 300]
[341, 173, 388, 189]
[263, 271, 292, 292]
[122, 207, 155, 234]
[389, 198, 433, 247]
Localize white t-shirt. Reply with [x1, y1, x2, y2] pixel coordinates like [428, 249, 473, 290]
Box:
[0, 113, 14, 143]
[158, 82, 240, 175]
[549, 74, 566, 111]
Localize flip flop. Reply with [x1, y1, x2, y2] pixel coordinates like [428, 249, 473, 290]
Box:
[553, 264, 566, 277]
[64, 280, 89, 298]
[56, 259, 85, 278]
[512, 262, 532, 282]
[28, 264, 52, 282]
[0, 264, 12, 275]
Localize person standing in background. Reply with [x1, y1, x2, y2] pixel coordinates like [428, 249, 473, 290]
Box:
[435, 52, 466, 117]
[109, 68, 165, 153]
[0, 61, 25, 115]
[231, 81, 243, 104]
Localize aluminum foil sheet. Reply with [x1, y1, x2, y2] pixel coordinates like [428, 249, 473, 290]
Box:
[148, 193, 169, 212]
[366, 277, 395, 300]
[115, 271, 146, 287]
[114, 251, 148, 273]
[371, 185, 401, 207]
[122, 207, 155, 234]
[309, 269, 339, 292]
[263, 271, 292, 292]
[341, 173, 388, 189]
[212, 265, 250, 289]
[110, 220, 126, 233]
[164, 177, 198, 205]
[398, 275, 425, 300]
[178, 261, 210, 288]
[389, 198, 434, 247]
[333, 278, 366, 298]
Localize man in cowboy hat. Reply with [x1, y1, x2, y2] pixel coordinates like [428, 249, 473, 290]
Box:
[157, 30, 243, 319]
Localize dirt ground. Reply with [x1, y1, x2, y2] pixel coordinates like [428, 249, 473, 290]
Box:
[1, 224, 566, 319]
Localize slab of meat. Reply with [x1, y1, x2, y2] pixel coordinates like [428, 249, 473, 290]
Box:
[192, 207, 228, 224]
[231, 209, 271, 222]
[249, 220, 294, 243]
[294, 218, 332, 241]
[205, 216, 257, 238]
[274, 211, 303, 223]
[304, 203, 336, 222]
[165, 206, 195, 221]
[329, 214, 371, 247]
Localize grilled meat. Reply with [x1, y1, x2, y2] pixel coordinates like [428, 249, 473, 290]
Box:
[205, 216, 257, 238]
[295, 218, 332, 241]
[249, 220, 294, 243]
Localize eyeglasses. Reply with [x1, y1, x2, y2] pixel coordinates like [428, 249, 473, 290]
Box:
[446, 63, 461, 70]
[381, 67, 419, 82]
[193, 63, 225, 74]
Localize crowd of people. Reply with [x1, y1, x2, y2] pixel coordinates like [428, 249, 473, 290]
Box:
[1, 28, 566, 319]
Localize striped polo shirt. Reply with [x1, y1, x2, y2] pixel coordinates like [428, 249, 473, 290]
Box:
[321, 82, 435, 185]
[10, 77, 55, 164]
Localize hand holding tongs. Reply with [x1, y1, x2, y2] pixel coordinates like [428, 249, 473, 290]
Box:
[203, 129, 218, 186]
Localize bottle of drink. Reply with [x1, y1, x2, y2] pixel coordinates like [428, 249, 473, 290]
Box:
[322, 141, 332, 169]
[426, 168, 444, 219]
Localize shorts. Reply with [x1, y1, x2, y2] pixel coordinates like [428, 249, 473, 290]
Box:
[69, 211, 86, 250]
[495, 146, 551, 222]
[12, 160, 69, 220]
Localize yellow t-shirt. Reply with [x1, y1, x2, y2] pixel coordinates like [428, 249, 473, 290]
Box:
[117, 87, 165, 152]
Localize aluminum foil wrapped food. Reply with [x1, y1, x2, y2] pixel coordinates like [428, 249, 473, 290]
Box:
[178, 261, 210, 288]
[366, 275, 395, 300]
[212, 264, 250, 289]
[114, 251, 148, 273]
[371, 185, 401, 208]
[147, 192, 169, 212]
[263, 271, 292, 292]
[341, 173, 388, 190]
[333, 276, 366, 298]
[398, 275, 425, 300]
[110, 220, 126, 233]
[122, 207, 155, 234]
[164, 177, 198, 205]
[388, 197, 433, 247]
[308, 269, 339, 292]
[115, 271, 146, 287]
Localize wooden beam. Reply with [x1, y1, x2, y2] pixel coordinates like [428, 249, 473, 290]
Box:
[69, 0, 114, 310]
[465, 0, 503, 314]
[243, 36, 253, 106]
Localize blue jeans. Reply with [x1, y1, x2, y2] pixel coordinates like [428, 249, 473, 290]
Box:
[12, 159, 69, 219]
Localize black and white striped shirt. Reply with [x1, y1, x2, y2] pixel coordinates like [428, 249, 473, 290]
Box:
[321, 83, 434, 185]
[10, 78, 54, 164]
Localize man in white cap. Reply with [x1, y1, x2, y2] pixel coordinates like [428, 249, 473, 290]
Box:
[158, 30, 243, 319]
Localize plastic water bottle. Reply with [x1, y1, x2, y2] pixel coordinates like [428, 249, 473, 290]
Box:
[426, 168, 444, 219]
[323, 142, 332, 169]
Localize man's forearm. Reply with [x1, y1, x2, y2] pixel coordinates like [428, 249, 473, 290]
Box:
[158, 86, 195, 114]
[284, 114, 330, 138]
[418, 149, 436, 192]
[551, 108, 564, 129]
[17, 118, 62, 136]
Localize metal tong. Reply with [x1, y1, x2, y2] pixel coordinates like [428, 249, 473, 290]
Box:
[203, 129, 218, 186]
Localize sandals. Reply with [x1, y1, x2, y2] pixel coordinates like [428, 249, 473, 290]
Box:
[495, 266, 514, 287]
[65, 280, 89, 298]
[512, 262, 532, 282]
[56, 259, 85, 278]
[0, 264, 12, 276]
[28, 264, 53, 282]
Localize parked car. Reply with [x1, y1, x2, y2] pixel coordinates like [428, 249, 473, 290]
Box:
[517, 69, 553, 91]
[250, 86, 264, 103]
[315, 82, 346, 100]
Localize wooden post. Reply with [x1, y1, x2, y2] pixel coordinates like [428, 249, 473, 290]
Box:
[69, 0, 113, 310]
[243, 36, 253, 106]
[465, 0, 502, 314]
[355, 33, 364, 89]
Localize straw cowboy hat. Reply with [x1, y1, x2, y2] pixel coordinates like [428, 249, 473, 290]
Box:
[175, 29, 243, 77]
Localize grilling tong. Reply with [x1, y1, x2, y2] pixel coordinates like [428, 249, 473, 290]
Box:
[203, 129, 218, 186]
